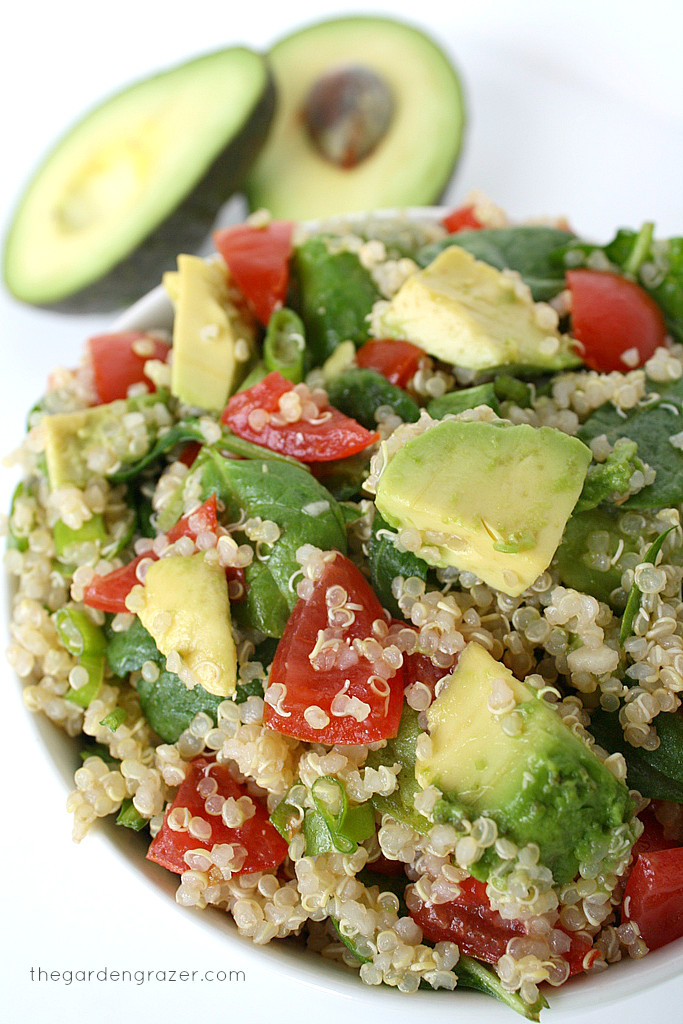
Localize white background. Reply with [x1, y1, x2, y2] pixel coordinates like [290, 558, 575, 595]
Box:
[1, 2, 682, 1022]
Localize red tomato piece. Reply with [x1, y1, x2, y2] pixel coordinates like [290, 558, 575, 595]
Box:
[356, 339, 424, 389]
[264, 553, 404, 744]
[87, 331, 170, 405]
[147, 756, 288, 876]
[409, 877, 591, 974]
[177, 441, 202, 468]
[83, 497, 220, 613]
[623, 846, 683, 951]
[567, 269, 667, 373]
[222, 371, 378, 463]
[408, 876, 527, 963]
[213, 220, 294, 327]
[631, 806, 673, 859]
[442, 204, 485, 233]
[391, 618, 456, 696]
[366, 853, 408, 877]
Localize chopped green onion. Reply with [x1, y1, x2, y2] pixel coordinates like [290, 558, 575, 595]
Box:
[624, 221, 655, 277]
[620, 526, 676, 645]
[53, 515, 107, 561]
[100, 708, 127, 732]
[55, 607, 106, 708]
[264, 308, 306, 383]
[116, 798, 148, 831]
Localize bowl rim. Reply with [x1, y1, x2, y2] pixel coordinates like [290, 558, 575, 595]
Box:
[14, 204, 683, 1019]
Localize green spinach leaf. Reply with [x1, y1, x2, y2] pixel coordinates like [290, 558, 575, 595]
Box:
[327, 368, 420, 428]
[193, 450, 347, 636]
[417, 226, 576, 301]
[291, 238, 379, 365]
[590, 708, 683, 803]
[578, 381, 683, 509]
[367, 511, 429, 617]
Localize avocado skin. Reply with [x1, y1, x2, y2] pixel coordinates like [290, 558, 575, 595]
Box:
[20, 73, 276, 314]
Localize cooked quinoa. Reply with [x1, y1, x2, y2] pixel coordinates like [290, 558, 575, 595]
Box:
[5, 200, 683, 1018]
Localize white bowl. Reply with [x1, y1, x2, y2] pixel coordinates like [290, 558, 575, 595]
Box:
[10, 207, 683, 1021]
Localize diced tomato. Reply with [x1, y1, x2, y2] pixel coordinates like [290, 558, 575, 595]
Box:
[409, 877, 592, 974]
[264, 552, 404, 744]
[222, 371, 378, 463]
[366, 853, 408, 877]
[623, 846, 683, 951]
[566, 269, 667, 373]
[356, 340, 424, 389]
[87, 331, 170, 405]
[391, 619, 455, 696]
[147, 756, 288, 876]
[213, 220, 294, 327]
[177, 441, 202, 468]
[83, 496, 221, 614]
[403, 648, 453, 696]
[442, 204, 485, 233]
[631, 806, 673, 859]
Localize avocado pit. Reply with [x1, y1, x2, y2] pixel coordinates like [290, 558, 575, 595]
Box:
[302, 64, 395, 168]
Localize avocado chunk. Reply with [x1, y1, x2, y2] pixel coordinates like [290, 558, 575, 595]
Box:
[245, 16, 464, 219]
[4, 48, 274, 311]
[133, 553, 237, 698]
[164, 255, 256, 411]
[375, 419, 591, 597]
[416, 643, 635, 884]
[42, 393, 162, 489]
[376, 246, 581, 374]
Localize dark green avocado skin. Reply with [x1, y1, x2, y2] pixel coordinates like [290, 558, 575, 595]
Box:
[27, 74, 276, 315]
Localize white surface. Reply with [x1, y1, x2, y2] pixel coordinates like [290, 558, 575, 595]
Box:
[1, 2, 682, 1022]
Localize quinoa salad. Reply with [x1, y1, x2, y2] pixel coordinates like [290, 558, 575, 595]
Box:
[5, 197, 683, 1019]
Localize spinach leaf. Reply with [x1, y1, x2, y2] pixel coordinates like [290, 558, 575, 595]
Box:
[193, 450, 347, 636]
[367, 511, 429, 617]
[417, 226, 576, 301]
[136, 669, 224, 743]
[327, 368, 420, 429]
[291, 238, 379, 365]
[105, 617, 161, 676]
[553, 506, 638, 605]
[307, 451, 372, 502]
[590, 708, 683, 803]
[578, 380, 683, 509]
[106, 617, 262, 742]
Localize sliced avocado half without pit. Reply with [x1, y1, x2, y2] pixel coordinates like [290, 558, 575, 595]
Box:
[4, 48, 275, 311]
[246, 16, 466, 219]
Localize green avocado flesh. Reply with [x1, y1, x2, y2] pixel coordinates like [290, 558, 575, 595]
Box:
[246, 16, 465, 219]
[417, 644, 635, 884]
[4, 48, 274, 311]
[375, 419, 591, 597]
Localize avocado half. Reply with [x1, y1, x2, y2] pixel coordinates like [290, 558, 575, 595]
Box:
[4, 48, 275, 312]
[246, 16, 466, 220]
